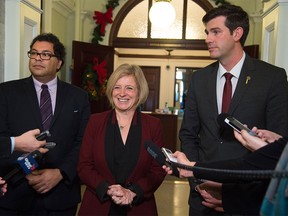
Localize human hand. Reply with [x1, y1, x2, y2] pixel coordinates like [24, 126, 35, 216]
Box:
[14, 129, 48, 154]
[26, 169, 63, 194]
[107, 184, 136, 206]
[255, 128, 282, 143]
[0, 177, 7, 196]
[196, 181, 224, 212]
[234, 128, 267, 152]
[162, 151, 195, 178]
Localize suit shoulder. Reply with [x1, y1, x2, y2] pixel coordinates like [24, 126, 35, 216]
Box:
[248, 57, 286, 74]
[0, 78, 29, 88]
[193, 61, 218, 76]
[60, 81, 87, 95]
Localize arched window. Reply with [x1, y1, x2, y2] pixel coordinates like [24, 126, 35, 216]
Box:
[109, 0, 213, 50]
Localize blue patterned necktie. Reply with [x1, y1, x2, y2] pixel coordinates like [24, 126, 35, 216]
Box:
[40, 84, 53, 130]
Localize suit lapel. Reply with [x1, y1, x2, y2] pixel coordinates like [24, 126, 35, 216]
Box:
[23, 77, 43, 128]
[229, 56, 255, 114]
[207, 63, 220, 118]
[50, 78, 67, 129]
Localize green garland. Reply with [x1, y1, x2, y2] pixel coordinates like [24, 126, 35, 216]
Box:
[92, 0, 120, 43]
[91, 0, 230, 44]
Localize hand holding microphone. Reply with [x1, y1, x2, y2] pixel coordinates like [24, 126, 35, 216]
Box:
[14, 129, 47, 153]
[3, 131, 56, 182]
[145, 140, 288, 180]
[3, 150, 43, 182]
[162, 151, 196, 178]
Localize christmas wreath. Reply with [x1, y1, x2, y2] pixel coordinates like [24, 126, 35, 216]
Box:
[82, 57, 108, 101]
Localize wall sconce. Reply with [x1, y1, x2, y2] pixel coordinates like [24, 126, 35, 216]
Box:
[149, 0, 176, 28]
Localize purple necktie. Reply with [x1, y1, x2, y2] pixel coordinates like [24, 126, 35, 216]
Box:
[222, 73, 233, 113]
[40, 84, 52, 130]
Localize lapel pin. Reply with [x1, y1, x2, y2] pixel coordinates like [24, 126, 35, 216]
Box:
[245, 76, 251, 85]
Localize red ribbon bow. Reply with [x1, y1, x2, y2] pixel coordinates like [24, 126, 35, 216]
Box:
[93, 57, 107, 86]
[93, 7, 113, 34]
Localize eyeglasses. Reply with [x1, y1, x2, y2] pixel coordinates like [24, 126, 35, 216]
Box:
[27, 51, 58, 60]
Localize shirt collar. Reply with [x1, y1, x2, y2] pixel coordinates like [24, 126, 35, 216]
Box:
[32, 76, 58, 93]
[219, 52, 246, 79]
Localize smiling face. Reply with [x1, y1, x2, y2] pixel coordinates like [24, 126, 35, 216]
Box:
[29, 41, 62, 83]
[112, 75, 139, 112]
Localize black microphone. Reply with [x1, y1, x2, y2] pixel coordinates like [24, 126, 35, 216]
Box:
[217, 113, 257, 136]
[144, 141, 179, 177]
[3, 150, 42, 181]
[144, 141, 166, 166]
[36, 130, 51, 141]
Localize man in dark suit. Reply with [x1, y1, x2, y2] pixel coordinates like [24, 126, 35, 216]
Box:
[0, 33, 90, 215]
[179, 4, 288, 215]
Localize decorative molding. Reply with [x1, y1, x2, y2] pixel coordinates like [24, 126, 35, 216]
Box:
[20, 0, 43, 14]
[52, 0, 75, 17]
[249, 11, 263, 23]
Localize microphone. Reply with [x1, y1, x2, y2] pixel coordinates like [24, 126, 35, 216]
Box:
[217, 113, 257, 136]
[144, 141, 166, 166]
[144, 141, 179, 177]
[145, 141, 288, 181]
[3, 150, 42, 181]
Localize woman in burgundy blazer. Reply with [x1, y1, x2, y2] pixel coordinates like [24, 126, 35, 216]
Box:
[77, 64, 166, 215]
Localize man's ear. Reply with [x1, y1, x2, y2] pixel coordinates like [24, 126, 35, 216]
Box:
[233, 27, 244, 42]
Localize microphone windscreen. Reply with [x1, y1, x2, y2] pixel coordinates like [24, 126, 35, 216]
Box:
[217, 113, 230, 128]
[144, 141, 166, 166]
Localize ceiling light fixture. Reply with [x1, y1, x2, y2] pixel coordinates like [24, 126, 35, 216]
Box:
[149, 0, 176, 29]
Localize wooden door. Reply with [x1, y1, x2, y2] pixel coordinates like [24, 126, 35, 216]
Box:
[140, 66, 160, 112]
[72, 41, 114, 113]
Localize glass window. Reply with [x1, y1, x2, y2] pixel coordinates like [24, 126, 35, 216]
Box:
[117, 0, 207, 40]
[186, 1, 207, 39]
[118, 1, 148, 38]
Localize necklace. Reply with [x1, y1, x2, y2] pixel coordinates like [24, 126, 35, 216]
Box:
[119, 125, 125, 130]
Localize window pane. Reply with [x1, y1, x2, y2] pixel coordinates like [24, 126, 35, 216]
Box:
[185, 1, 206, 39]
[118, 1, 148, 38]
[150, 0, 183, 39]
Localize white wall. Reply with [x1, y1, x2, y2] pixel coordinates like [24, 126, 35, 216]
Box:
[4, 0, 41, 81]
[262, 0, 288, 73]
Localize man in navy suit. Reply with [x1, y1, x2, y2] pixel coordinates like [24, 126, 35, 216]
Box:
[179, 4, 288, 215]
[0, 33, 90, 215]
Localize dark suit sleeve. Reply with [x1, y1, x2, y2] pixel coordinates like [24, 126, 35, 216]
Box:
[222, 181, 269, 215]
[55, 90, 91, 185]
[264, 67, 288, 136]
[193, 137, 287, 182]
[0, 137, 12, 159]
[179, 72, 200, 161]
